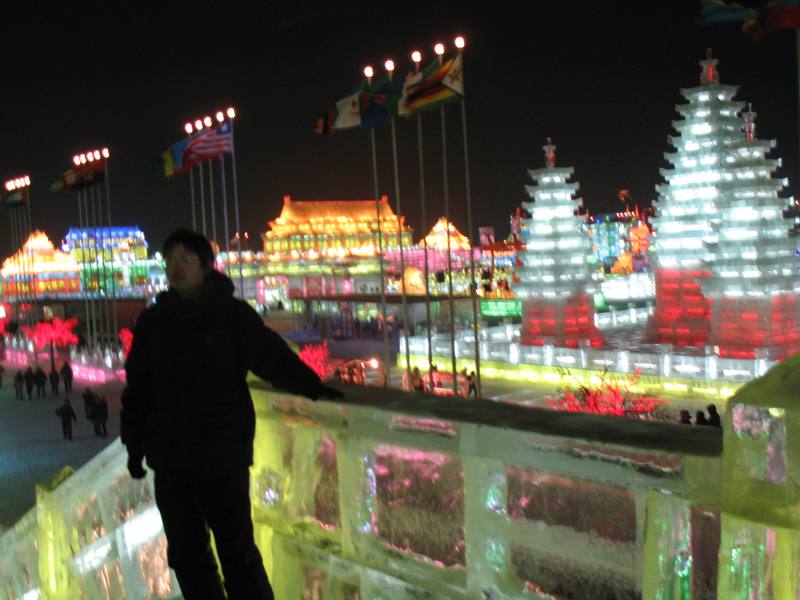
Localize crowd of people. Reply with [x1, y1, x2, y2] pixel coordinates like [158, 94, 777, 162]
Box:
[9, 361, 73, 401]
[679, 404, 721, 427]
[1, 359, 109, 442]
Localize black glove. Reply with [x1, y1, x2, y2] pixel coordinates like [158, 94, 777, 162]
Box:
[127, 454, 147, 480]
[311, 384, 344, 401]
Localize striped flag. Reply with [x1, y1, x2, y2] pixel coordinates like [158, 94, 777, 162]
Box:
[186, 121, 233, 162]
[399, 54, 464, 118]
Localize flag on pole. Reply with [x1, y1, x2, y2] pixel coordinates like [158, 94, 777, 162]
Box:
[359, 76, 403, 129]
[315, 88, 363, 134]
[186, 121, 233, 162]
[2, 189, 26, 206]
[50, 159, 107, 192]
[699, 0, 800, 38]
[161, 137, 191, 177]
[399, 53, 464, 118]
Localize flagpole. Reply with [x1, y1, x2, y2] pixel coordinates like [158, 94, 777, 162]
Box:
[89, 187, 103, 352]
[220, 153, 232, 277]
[77, 190, 93, 354]
[25, 188, 39, 320]
[9, 208, 21, 321]
[12, 207, 28, 323]
[385, 62, 412, 380]
[364, 67, 391, 388]
[457, 43, 482, 397]
[189, 164, 197, 231]
[228, 115, 245, 296]
[208, 157, 219, 253]
[93, 184, 111, 351]
[435, 50, 459, 396]
[198, 161, 207, 238]
[104, 159, 118, 341]
[414, 94, 435, 391]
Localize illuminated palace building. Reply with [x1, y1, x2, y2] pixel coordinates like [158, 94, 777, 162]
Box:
[1, 228, 161, 329]
[259, 196, 483, 331]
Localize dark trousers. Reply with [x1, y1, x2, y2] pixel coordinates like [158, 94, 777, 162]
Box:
[61, 420, 73, 440]
[51, 383, 59, 395]
[93, 420, 108, 437]
[63, 379, 72, 393]
[154, 468, 274, 600]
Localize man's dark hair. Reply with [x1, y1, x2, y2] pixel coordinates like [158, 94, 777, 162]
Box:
[162, 229, 215, 269]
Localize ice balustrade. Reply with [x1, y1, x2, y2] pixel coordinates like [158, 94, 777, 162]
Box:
[1, 373, 799, 599]
[403, 317, 773, 395]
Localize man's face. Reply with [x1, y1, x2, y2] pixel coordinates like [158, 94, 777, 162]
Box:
[165, 243, 207, 296]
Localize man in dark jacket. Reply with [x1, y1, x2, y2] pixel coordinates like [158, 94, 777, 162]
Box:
[23, 367, 35, 401]
[56, 398, 77, 440]
[120, 229, 343, 600]
[60, 361, 73, 393]
[34, 366, 47, 398]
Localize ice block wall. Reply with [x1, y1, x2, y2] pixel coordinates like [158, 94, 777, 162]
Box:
[1, 373, 798, 599]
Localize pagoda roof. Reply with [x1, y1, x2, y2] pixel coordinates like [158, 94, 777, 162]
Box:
[2, 231, 80, 276]
[266, 195, 408, 236]
[420, 218, 471, 251]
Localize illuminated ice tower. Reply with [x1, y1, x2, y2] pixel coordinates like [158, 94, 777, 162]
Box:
[515, 139, 603, 348]
[649, 51, 800, 358]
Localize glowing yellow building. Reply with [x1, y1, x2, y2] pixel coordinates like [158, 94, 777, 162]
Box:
[262, 195, 412, 261]
[1, 232, 81, 297]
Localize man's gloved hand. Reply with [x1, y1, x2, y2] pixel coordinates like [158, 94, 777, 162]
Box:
[310, 384, 344, 401]
[127, 454, 147, 479]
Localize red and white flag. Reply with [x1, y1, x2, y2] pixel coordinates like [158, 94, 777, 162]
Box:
[186, 121, 233, 162]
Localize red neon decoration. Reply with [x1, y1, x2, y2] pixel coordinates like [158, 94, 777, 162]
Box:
[119, 327, 134, 358]
[548, 370, 667, 419]
[298, 340, 334, 380]
[22, 317, 79, 350]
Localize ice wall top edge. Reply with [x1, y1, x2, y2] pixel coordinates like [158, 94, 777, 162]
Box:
[249, 380, 722, 458]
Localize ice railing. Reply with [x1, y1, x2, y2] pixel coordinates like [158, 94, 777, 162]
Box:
[1, 381, 798, 599]
[403, 313, 776, 394]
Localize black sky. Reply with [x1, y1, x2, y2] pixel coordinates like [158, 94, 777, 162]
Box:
[0, 1, 796, 258]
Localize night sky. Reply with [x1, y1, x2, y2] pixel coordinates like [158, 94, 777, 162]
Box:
[0, 1, 796, 259]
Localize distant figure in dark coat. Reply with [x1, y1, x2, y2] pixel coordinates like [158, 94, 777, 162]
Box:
[34, 366, 47, 398]
[679, 409, 692, 425]
[707, 404, 721, 427]
[49, 369, 60, 396]
[121, 229, 343, 600]
[82, 388, 98, 422]
[14, 371, 24, 400]
[695, 410, 710, 426]
[24, 367, 35, 401]
[56, 398, 77, 440]
[93, 396, 108, 437]
[60, 361, 73, 393]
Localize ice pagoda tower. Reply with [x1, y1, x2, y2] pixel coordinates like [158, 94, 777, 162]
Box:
[515, 139, 603, 348]
[649, 51, 800, 358]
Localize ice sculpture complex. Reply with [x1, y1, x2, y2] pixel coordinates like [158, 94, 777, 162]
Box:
[2, 376, 799, 598]
[649, 51, 800, 358]
[515, 138, 604, 349]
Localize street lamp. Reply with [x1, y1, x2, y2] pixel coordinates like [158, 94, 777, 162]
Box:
[363, 65, 374, 84]
[434, 42, 445, 57]
[5, 175, 31, 191]
[454, 36, 465, 50]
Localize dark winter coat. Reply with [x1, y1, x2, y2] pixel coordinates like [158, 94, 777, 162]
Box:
[34, 368, 47, 387]
[120, 270, 326, 475]
[56, 403, 77, 424]
[60, 363, 73, 382]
